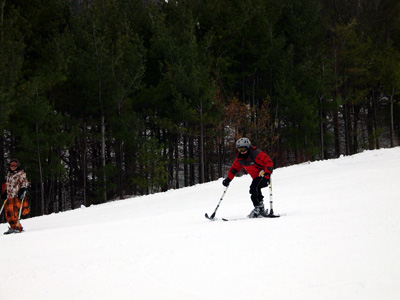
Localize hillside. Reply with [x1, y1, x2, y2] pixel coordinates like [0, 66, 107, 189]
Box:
[1, 147, 399, 300]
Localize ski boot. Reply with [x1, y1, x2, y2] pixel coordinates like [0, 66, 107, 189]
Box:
[4, 227, 18, 235]
[248, 204, 267, 218]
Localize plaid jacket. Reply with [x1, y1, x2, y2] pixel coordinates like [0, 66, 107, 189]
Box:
[6, 169, 29, 198]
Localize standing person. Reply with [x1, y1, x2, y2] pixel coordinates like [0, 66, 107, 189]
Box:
[2, 159, 29, 234]
[222, 138, 273, 218]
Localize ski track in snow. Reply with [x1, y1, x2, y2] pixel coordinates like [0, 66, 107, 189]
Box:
[1, 147, 400, 300]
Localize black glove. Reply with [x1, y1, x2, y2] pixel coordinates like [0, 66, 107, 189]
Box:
[222, 178, 231, 187]
[17, 187, 26, 200]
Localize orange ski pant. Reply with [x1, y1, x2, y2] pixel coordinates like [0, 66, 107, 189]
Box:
[4, 197, 28, 230]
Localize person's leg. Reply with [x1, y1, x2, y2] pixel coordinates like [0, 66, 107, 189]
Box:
[5, 197, 22, 231]
[248, 177, 268, 217]
[249, 177, 268, 205]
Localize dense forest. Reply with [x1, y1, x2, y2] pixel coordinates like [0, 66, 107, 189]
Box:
[0, 0, 399, 217]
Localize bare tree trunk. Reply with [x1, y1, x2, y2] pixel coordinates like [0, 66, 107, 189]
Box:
[319, 96, 325, 159]
[189, 136, 195, 185]
[367, 95, 375, 150]
[168, 140, 173, 189]
[353, 104, 361, 153]
[373, 97, 380, 149]
[175, 136, 179, 189]
[333, 50, 341, 157]
[82, 123, 87, 206]
[343, 102, 353, 155]
[390, 89, 395, 147]
[68, 150, 75, 210]
[183, 135, 188, 187]
[36, 122, 45, 215]
[93, 20, 107, 203]
[199, 101, 204, 183]
[101, 114, 106, 202]
[217, 136, 223, 178]
[35, 89, 45, 215]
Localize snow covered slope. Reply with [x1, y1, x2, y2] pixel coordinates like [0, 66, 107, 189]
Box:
[1, 148, 399, 300]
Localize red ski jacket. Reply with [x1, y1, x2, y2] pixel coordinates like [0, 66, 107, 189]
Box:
[227, 146, 273, 180]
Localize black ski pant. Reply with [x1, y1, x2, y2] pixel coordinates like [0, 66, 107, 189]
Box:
[249, 176, 269, 207]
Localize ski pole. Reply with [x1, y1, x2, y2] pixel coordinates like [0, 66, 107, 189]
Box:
[205, 186, 229, 220]
[267, 177, 280, 218]
[268, 178, 274, 216]
[15, 191, 26, 230]
[0, 199, 7, 216]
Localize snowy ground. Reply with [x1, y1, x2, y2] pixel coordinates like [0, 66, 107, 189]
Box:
[1, 147, 400, 300]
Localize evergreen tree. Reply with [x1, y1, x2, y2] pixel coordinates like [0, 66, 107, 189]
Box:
[0, 1, 24, 175]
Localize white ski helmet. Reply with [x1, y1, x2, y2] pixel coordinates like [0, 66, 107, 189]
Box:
[236, 137, 251, 149]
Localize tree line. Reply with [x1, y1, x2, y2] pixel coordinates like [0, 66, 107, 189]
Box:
[0, 0, 399, 217]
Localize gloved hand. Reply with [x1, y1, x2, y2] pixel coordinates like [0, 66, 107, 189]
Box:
[222, 178, 231, 187]
[259, 170, 270, 185]
[259, 170, 271, 179]
[17, 187, 26, 200]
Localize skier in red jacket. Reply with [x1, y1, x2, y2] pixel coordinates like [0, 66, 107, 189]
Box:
[222, 137, 273, 218]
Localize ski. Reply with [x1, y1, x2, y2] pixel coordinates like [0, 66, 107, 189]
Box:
[221, 216, 280, 221]
[221, 217, 247, 221]
[3, 229, 24, 235]
[206, 215, 284, 222]
[205, 217, 235, 221]
[206, 210, 284, 221]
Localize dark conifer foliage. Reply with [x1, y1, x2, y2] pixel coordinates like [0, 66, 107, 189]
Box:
[0, 0, 398, 216]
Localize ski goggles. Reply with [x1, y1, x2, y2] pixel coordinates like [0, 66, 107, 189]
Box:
[237, 147, 248, 153]
[10, 163, 18, 167]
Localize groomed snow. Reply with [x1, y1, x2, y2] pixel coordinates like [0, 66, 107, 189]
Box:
[1, 147, 399, 300]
